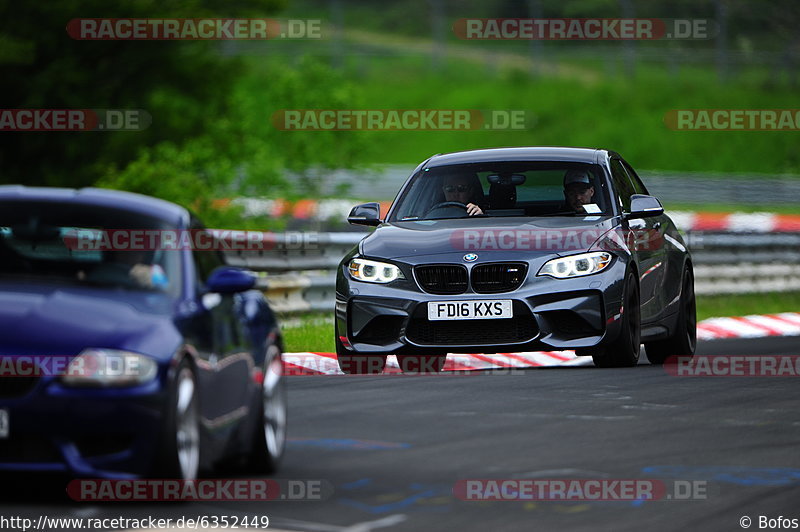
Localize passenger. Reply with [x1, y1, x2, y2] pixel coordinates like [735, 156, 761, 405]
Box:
[563, 169, 596, 214]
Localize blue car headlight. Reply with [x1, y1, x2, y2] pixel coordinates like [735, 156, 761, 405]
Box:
[348, 258, 405, 283]
[60, 348, 159, 387]
[537, 252, 612, 279]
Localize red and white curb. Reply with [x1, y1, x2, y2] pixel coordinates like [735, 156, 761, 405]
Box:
[284, 313, 800, 374]
[696, 312, 800, 340]
[670, 211, 800, 233]
[217, 198, 800, 233]
[283, 351, 589, 375]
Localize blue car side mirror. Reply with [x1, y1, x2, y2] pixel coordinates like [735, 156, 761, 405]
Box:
[205, 266, 256, 293]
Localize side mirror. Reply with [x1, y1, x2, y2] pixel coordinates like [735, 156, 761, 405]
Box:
[348, 202, 382, 226]
[205, 266, 255, 293]
[627, 194, 664, 220]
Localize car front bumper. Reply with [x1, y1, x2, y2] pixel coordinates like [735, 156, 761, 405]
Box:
[0, 376, 166, 479]
[336, 259, 628, 356]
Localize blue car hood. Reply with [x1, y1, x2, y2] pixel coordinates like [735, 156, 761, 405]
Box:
[0, 281, 180, 358]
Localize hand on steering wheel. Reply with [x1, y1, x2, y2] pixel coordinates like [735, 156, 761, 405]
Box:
[426, 201, 468, 216]
[425, 201, 483, 217]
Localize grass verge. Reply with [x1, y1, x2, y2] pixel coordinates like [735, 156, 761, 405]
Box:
[695, 291, 800, 322]
[245, 53, 800, 175]
[280, 313, 335, 353]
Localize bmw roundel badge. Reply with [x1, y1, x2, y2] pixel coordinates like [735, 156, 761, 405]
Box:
[463, 253, 478, 262]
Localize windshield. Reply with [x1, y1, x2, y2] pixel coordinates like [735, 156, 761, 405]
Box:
[388, 161, 611, 221]
[0, 201, 182, 296]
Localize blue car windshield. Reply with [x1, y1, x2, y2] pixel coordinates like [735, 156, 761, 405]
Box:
[0, 201, 181, 296]
[389, 161, 611, 221]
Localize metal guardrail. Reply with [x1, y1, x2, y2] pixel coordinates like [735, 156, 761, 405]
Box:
[694, 264, 800, 295]
[223, 231, 800, 312]
[224, 232, 360, 272]
[253, 273, 336, 314]
[688, 233, 800, 264]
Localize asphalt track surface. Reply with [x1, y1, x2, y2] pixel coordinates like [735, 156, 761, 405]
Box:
[2, 335, 800, 532]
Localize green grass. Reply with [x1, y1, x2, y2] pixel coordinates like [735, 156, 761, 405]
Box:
[354, 61, 800, 174]
[243, 37, 800, 176]
[695, 291, 800, 322]
[280, 313, 335, 353]
[279, 292, 800, 353]
[662, 203, 799, 214]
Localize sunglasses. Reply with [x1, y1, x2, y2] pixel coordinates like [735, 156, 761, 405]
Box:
[443, 184, 470, 193]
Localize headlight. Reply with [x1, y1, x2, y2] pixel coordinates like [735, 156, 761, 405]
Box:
[60, 349, 159, 387]
[348, 258, 405, 283]
[538, 252, 612, 279]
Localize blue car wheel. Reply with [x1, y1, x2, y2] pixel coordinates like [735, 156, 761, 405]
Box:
[155, 358, 200, 480]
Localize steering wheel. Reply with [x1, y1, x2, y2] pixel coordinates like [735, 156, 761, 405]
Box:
[425, 201, 468, 218]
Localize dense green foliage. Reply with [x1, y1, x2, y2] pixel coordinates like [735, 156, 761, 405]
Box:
[0, 0, 286, 187]
[3, 0, 799, 227]
[97, 56, 374, 227]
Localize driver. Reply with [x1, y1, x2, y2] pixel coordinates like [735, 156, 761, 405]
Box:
[442, 173, 484, 216]
[83, 248, 168, 289]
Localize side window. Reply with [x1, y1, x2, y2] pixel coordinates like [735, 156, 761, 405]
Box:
[621, 160, 649, 195]
[610, 159, 635, 212]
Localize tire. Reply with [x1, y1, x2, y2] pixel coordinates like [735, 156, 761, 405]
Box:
[155, 358, 200, 480]
[246, 344, 287, 474]
[645, 265, 697, 365]
[335, 325, 387, 374]
[593, 271, 641, 368]
[398, 355, 446, 373]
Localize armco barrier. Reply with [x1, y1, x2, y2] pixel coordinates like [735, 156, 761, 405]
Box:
[222, 229, 800, 312]
[254, 273, 336, 313]
[694, 264, 800, 295]
[223, 232, 360, 272]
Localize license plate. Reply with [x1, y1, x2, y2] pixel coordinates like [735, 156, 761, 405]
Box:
[428, 300, 513, 321]
[0, 409, 8, 439]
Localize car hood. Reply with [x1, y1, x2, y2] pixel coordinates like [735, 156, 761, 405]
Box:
[0, 280, 181, 359]
[361, 216, 617, 261]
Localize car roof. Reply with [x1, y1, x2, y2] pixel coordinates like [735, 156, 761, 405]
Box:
[424, 147, 615, 167]
[0, 185, 190, 226]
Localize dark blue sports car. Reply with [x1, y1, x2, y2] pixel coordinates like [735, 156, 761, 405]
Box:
[337, 147, 696, 373]
[0, 186, 286, 480]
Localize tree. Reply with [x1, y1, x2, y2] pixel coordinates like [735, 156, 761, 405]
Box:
[0, 0, 285, 187]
